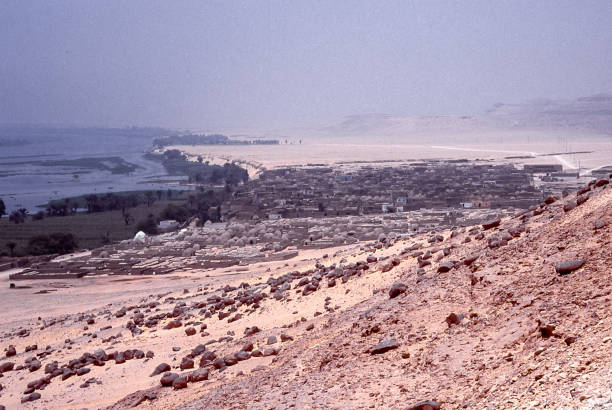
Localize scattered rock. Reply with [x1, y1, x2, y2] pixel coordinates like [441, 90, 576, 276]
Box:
[150, 363, 171, 377]
[403, 400, 441, 410]
[437, 262, 454, 273]
[185, 327, 196, 336]
[389, 282, 407, 299]
[463, 254, 479, 266]
[172, 376, 188, 390]
[563, 201, 577, 212]
[160, 372, 179, 387]
[180, 357, 194, 370]
[21, 392, 41, 403]
[594, 219, 606, 229]
[5, 346, 16, 358]
[544, 196, 558, 204]
[188, 368, 209, 382]
[0, 362, 14, 373]
[445, 313, 462, 327]
[244, 326, 260, 336]
[164, 320, 182, 330]
[555, 258, 586, 275]
[370, 339, 399, 355]
[482, 218, 501, 230]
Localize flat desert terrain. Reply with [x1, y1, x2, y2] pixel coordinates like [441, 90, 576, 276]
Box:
[173, 136, 612, 174]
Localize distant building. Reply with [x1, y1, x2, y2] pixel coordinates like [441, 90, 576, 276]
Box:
[524, 164, 563, 173]
[158, 220, 179, 232]
[471, 200, 491, 207]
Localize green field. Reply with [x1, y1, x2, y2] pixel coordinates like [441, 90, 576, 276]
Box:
[0, 199, 186, 256]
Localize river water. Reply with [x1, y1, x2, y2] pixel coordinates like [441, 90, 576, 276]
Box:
[0, 128, 188, 213]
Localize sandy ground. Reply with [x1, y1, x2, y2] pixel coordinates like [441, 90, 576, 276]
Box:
[172, 138, 612, 172]
[0, 178, 610, 410]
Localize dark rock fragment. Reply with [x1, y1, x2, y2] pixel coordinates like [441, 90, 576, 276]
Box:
[437, 262, 454, 273]
[403, 401, 441, 410]
[482, 218, 501, 230]
[21, 392, 41, 403]
[5, 346, 16, 357]
[555, 258, 586, 275]
[370, 339, 399, 355]
[0, 362, 15, 373]
[188, 368, 209, 382]
[160, 372, 179, 387]
[172, 376, 188, 390]
[180, 357, 194, 370]
[445, 313, 462, 327]
[389, 282, 407, 299]
[150, 363, 171, 377]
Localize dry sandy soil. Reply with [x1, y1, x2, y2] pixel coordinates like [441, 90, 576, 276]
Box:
[173, 137, 612, 173]
[0, 178, 610, 410]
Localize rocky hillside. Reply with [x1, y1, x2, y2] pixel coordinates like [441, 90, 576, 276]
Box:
[0, 177, 609, 409]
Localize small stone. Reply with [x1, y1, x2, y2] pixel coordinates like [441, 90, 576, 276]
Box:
[235, 351, 251, 361]
[370, 339, 399, 355]
[403, 400, 441, 410]
[180, 357, 194, 370]
[77, 367, 90, 376]
[164, 320, 182, 330]
[185, 327, 196, 336]
[445, 313, 462, 327]
[389, 282, 407, 299]
[188, 368, 209, 382]
[563, 201, 577, 212]
[544, 196, 557, 204]
[0, 362, 15, 373]
[5, 346, 16, 357]
[150, 363, 171, 377]
[437, 262, 454, 273]
[21, 392, 42, 403]
[564, 336, 578, 346]
[555, 258, 586, 275]
[172, 376, 188, 389]
[482, 218, 501, 230]
[160, 372, 179, 387]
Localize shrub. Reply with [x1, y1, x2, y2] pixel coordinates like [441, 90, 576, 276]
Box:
[160, 204, 190, 223]
[136, 215, 158, 235]
[27, 233, 78, 255]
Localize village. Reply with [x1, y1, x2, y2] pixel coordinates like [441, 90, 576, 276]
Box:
[6, 159, 566, 281]
[224, 160, 552, 221]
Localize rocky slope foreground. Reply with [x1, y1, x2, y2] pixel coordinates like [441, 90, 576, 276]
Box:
[0, 178, 610, 410]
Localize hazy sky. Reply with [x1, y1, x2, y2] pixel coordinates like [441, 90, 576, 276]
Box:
[2, 0, 612, 131]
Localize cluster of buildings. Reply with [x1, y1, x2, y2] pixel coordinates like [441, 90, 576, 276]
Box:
[223, 161, 545, 221]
